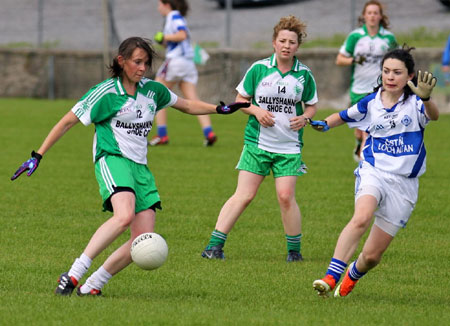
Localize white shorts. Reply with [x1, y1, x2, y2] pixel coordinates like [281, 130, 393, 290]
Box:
[354, 161, 418, 236]
[156, 57, 198, 84]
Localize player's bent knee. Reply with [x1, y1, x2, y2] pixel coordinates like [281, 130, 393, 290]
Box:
[349, 214, 372, 230]
[112, 212, 136, 230]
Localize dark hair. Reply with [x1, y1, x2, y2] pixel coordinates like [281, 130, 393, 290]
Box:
[358, 0, 390, 29]
[374, 44, 416, 101]
[161, 0, 189, 17]
[108, 37, 156, 78]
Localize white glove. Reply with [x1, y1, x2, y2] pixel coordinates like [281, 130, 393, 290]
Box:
[407, 70, 437, 101]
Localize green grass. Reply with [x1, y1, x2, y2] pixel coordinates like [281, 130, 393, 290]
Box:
[1, 98, 449, 325]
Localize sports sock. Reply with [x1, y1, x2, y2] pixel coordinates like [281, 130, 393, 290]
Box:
[80, 266, 112, 293]
[203, 126, 213, 138]
[68, 253, 92, 281]
[157, 125, 167, 137]
[348, 260, 366, 281]
[206, 229, 227, 249]
[285, 233, 302, 253]
[326, 257, 347, 284]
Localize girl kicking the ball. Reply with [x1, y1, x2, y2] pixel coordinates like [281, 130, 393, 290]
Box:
[311, 46, 439, 298]
[11, 37, 248, 296]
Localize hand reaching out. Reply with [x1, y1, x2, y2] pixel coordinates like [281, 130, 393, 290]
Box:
[407, 70, 437, 101]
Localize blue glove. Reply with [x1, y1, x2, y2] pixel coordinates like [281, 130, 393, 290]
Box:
[308, 119, 330, 132]
[11, 151, 42, 180]
[216, 101, 250, 114]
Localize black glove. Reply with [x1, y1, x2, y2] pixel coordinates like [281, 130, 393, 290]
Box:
[11, 151, 43, 181]
[353, 55, 367, 65]
[216, 101, 250, 114]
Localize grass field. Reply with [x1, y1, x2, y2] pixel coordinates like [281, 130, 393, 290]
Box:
[1, 98, 450, 325]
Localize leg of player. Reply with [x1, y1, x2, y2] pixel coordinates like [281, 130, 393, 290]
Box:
[179, 81, 217, 146]
[201, 171, 264, 259]
[83, 192, 137, 259]
[274, 176, 303, 262]
[78, 208, 156, 296]
[55, 191, 136, 296]
[313, 194, 378, 297]
[149, 109, 169, 145]
[334, 224, 393, 298]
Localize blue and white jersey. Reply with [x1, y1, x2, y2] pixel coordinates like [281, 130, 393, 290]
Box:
[163, 10, 194, 60]
[340, 88, 430, 178]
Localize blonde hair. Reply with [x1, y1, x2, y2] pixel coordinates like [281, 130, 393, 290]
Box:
[272, 15, 307, 45]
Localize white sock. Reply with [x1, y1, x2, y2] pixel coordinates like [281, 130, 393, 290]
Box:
[68, 253, 92, 281]
[80, 266, 112, 294]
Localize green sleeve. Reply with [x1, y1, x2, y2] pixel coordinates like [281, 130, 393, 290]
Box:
[152, 81, 176, 111]
[301, 71, 317, 103]
[242, 65, 258, 97]
[344, 33, 361, 56]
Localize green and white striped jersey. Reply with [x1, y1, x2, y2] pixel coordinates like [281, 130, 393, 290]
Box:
[339, 24, 397, 95]
[236, 54, 318, 154]
[72, 77, 177, 164]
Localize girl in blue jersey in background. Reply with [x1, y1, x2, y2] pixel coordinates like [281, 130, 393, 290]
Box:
[149, 0, 217, 146]
[310, 46, 439, 298]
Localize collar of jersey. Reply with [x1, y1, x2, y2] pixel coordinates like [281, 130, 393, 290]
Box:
[114, 77, 143, 98]
[269, 53, 301, 72]
[362, 24, 383, 38]
[377, 87, 405, 112]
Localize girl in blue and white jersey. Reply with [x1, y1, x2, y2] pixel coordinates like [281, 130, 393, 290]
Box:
[311, 46, 439, 298]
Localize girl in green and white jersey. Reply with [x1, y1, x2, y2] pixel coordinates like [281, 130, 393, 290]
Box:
[202, 16, 318, 262]
[336, 0, 397, 161]
[11, 37, 248, 296]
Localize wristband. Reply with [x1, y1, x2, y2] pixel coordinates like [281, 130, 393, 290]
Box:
[421, 96, 430, 102]
[31, 150, 43, 161]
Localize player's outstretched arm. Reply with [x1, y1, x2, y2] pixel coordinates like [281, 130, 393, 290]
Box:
[172, 98, 250, 115]
[11, 111, 80, 181]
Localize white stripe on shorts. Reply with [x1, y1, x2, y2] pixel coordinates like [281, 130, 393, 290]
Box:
[99, 157, 116, 194]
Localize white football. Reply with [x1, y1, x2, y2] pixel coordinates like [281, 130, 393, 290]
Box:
[131, 232, 168, 270]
